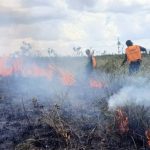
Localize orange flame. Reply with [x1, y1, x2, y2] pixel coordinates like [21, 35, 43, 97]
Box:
[90, 79, 104, 88]
[59, 69, 75, 86]
[0, 57, 13, 76]
[0, 57, 106, 88]
[0, 57, 76, 86]
[23, 64, 53, 80]
[145, 129, 150, 147]
[0, 57, 54, 80]
[116, 108, 129, 134]
[12, 58, 23, 74]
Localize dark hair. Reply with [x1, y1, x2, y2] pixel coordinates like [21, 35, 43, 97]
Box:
[126, 40, 133, 46]
[85, 49, 90, 55]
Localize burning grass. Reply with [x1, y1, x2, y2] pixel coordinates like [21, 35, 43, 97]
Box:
[0, 55, 150, 149]
[0, 87, 150, 149]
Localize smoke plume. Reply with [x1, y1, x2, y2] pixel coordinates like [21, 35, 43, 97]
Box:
[108, 76, 150, 109]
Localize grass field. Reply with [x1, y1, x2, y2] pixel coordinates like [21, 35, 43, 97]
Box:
[96, 54, 150, 74]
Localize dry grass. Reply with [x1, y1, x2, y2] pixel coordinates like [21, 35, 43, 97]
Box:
[96, 54, 150, 75]
[14, 96, 150, 149]
[1, 54, 150, 149]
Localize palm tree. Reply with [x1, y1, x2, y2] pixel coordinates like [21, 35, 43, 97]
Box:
[47, 48, 57, 57]
[20, 41, 32, 56]
[73, 46, 83, 56]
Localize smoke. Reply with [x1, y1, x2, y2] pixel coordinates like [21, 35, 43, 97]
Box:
[5, 55, 149, 115]
[3, 55, 150, 113]
[108, 76, 150, 109]
[0, 56, 109, 112]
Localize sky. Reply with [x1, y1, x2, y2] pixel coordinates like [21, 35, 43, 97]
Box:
[0, 0, 150, 56]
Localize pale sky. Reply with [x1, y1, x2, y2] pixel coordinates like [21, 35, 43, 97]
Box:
[0, 0, 150, 56]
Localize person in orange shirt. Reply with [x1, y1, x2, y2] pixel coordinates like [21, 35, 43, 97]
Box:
[121, 40, 147, 74]
[85, 49, 96, 75]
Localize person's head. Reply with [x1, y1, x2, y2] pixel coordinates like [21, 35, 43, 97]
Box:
[126, 40, 133, 47]
[85, 49, 91, 56]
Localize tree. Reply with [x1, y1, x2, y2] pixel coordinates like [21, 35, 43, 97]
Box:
[20, 41, 32, 56]
[117, 37, 124, 54]
[73, 47, 83, 56]
[47, 48, 57, 57]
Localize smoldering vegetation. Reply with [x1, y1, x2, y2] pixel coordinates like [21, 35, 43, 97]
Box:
[0, 55, 150, 150]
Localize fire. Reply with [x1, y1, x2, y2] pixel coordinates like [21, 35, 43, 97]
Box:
[23, 64, 53, 80]
[116, 108, 129, 134]
[59, 69, 75, 86]
[0, 57, 76, 86]
[0, 57, 105, 88]
[0, 57, 54, 80]
[145, 129, 150, 147]
[0, 57, 13, 76]
[90, 79, 104, 88]
[11, 58, 23, 74]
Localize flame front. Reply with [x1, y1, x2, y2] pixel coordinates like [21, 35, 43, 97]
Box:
[0, 57, 104, 88]
[59, 69, 75, 86]
[0, 58, 13, 76]
[116, 108, 129, 134]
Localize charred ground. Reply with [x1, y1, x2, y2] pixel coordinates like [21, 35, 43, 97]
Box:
[0, 55, 150, 150]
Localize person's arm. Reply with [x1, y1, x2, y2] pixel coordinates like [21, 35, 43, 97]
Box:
[121, 54, 127, 66]
[140, 46, 147, 53]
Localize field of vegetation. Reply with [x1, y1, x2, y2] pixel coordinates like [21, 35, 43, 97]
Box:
[0, 54, 150, 150]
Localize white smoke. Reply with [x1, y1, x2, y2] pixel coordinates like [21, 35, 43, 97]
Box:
[108, 76, 150, 109]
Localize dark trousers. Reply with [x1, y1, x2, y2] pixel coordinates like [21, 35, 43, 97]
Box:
[129, 60, 141, 74]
